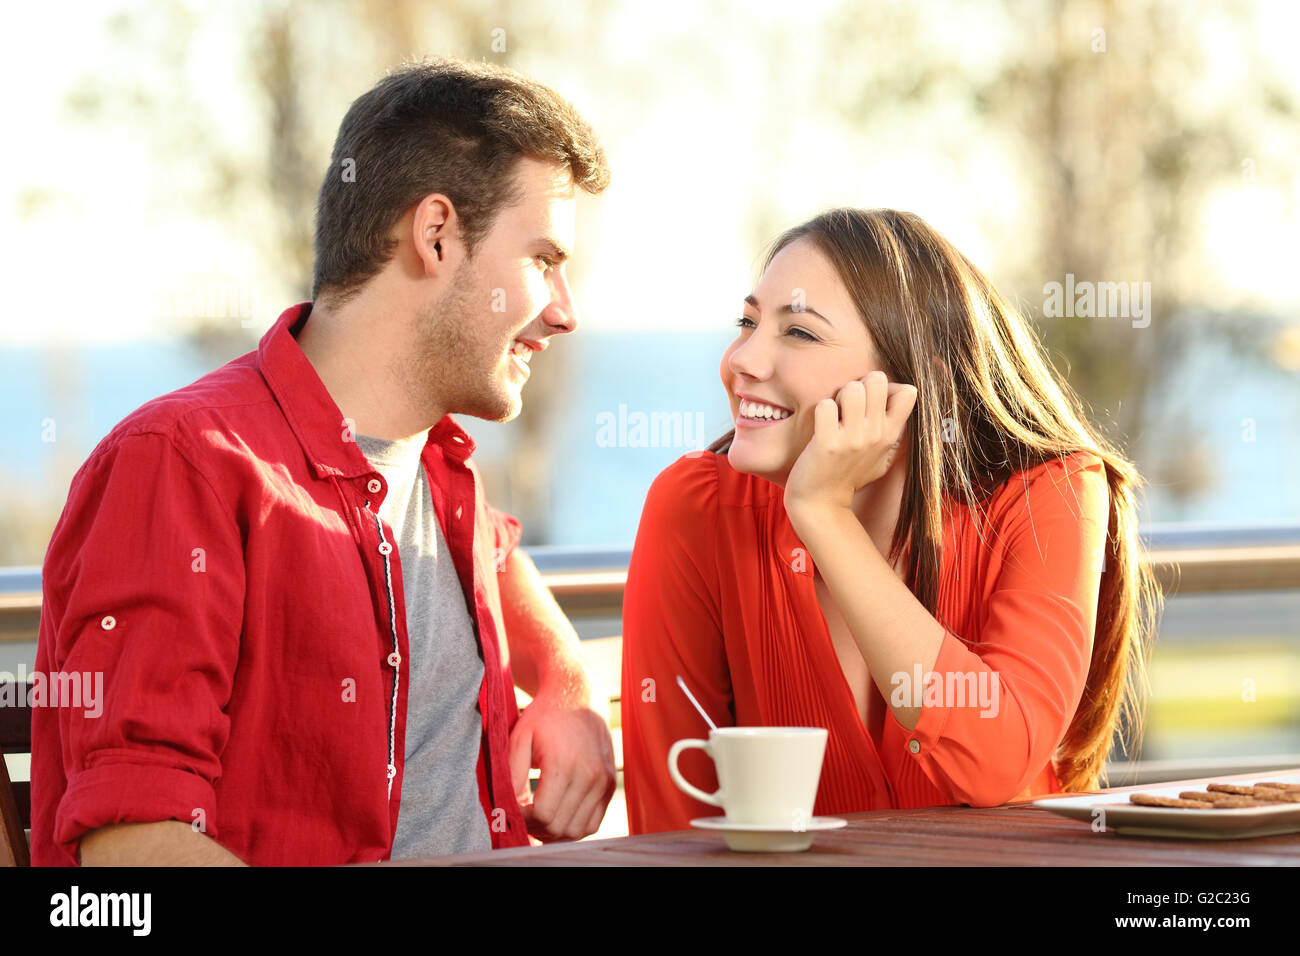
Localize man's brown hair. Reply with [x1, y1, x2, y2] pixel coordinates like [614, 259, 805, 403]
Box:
[312, 57, 609, 304]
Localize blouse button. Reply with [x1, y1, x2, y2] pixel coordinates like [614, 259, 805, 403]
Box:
[100, 615, 116, 630]
[367, 478, 382, 494]
[387, 764, 397, 780]
[378, 541, 393, 556]
[908, 739, 921, 754]
[387, 652, 401, 667]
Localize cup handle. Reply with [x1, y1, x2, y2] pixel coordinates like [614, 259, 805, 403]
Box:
[667, 738, 724, 808]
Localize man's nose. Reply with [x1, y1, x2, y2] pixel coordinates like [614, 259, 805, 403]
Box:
[541, 270, 580, 334]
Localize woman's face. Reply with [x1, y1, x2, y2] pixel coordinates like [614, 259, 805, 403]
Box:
[720, 238, 885, 485]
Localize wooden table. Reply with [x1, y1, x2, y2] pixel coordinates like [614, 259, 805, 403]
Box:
[387, 769, 1300, 866]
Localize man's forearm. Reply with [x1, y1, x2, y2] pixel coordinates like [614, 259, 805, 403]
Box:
[497, 548, 617, 840]
[79, 821, 249, 866]
[498, 549, 597, 706]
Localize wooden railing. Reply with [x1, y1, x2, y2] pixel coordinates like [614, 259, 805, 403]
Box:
[523, 524, 1300, 627]
[3, 524, 1299, 643]
[4, 524, 1299, 787]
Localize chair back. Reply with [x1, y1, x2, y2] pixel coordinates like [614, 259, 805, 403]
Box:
[0, 681, 32, 867]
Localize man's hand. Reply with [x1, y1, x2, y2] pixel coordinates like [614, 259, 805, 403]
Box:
[508, 690, 616, 841]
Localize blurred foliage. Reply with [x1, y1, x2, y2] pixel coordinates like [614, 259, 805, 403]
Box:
[816, 0, 1299, 502]
[5, 0, 1297, 562]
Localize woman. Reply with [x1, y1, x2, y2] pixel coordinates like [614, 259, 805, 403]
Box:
[620, 208, 1162, 833]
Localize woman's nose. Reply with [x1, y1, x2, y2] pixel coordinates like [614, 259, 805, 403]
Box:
[726, 333, 772, 381]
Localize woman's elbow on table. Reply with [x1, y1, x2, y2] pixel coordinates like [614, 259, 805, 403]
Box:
[919, 726, 1054, 808]
[936, 764, 1040, 809]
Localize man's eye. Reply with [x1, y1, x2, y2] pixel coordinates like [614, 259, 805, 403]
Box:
[536, 256, 556, 272]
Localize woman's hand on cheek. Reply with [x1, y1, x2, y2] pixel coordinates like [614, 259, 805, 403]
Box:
[783, 370, 919, 521]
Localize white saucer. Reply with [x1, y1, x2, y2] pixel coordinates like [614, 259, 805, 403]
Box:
[690, 816, 847, 852]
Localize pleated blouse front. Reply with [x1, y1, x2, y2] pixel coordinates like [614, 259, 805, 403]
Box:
[620, 448, 1110, 834]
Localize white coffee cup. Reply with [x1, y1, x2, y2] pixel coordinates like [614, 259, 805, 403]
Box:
[667, 727, 828, 828]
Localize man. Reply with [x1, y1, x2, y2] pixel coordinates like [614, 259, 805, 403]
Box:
[31, 57, 615, 865]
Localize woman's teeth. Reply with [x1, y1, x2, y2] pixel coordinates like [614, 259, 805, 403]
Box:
[738, 399, 791, 421]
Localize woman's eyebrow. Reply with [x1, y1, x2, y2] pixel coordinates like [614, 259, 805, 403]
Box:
[744, 293, 832, 327]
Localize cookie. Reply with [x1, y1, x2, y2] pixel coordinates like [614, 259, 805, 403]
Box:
[1206, 783, 1258, 795]
[1130, 793, 1215, 808]
[1180, 790, 1274, 807]
[1130, 792, 1268, 809]
[1178, 791, 1226, 803]
[1190, 790, 1258, 806]
[1236, 786, 1300, 803]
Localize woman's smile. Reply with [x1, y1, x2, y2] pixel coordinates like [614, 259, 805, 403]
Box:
[736, 394, 794, 428]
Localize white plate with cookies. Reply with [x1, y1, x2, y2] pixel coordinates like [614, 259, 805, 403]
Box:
[1031, 772, 1300, 839]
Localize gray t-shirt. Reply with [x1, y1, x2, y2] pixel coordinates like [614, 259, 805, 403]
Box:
[354, 431, 492, 858]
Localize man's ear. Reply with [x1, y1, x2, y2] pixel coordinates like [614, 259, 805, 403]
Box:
[411, 193, 459, 277]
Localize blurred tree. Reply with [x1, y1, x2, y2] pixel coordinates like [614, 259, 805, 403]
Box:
[818, 0, 1298, 507]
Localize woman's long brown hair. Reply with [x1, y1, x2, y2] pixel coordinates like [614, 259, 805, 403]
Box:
[709, 208, 1162, 792]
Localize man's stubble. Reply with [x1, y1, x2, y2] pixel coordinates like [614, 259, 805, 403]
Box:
[406, 257, 520, 425]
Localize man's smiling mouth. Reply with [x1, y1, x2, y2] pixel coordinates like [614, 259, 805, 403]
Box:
[508, 338, 541, 377]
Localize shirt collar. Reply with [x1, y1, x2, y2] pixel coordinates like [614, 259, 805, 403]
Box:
[258, 302, 476, 479]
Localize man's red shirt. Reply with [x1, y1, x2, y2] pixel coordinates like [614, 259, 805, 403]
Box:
[31, 302, 532, 865]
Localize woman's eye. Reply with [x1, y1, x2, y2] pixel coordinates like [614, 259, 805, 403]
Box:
[734, 316, 816, 342]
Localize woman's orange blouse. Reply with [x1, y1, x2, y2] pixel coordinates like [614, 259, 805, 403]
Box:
[621, 448, 1110, 834]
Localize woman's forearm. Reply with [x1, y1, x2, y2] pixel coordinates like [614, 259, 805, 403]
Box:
[787, 500, 945, 731]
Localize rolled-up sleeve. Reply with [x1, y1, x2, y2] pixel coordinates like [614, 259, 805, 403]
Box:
[890, 453, 1110, 807]
[487, 503, 523, 567]
[39, 428, 245, 859]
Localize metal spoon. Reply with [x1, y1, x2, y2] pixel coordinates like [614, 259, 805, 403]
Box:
[676, 674, 718, 731]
